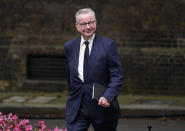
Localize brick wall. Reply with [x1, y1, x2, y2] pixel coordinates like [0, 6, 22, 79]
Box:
[121, 52, 185, 95]
[0, 0, 184, 94]
[118, 31, 185, 94]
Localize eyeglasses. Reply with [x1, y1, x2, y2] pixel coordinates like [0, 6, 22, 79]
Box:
[78, 21, 96, 28]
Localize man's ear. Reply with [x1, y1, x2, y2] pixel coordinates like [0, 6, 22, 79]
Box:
[75, 24, 80, 32]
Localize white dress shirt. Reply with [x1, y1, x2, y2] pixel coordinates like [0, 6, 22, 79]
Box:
[78, 34, 95, 82]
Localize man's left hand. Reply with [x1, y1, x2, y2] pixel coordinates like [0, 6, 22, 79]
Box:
[98, 97, 110, 107]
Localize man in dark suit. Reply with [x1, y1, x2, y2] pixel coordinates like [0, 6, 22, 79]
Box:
[64, 8, 123, 131]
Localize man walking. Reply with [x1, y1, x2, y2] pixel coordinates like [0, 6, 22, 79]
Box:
[64, 8, 123, 131]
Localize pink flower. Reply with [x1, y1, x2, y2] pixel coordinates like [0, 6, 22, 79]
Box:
[54, 126, 59, 131]
[0, 117, 3, 123]
[38, 120, 46, 130]
[19, 119, 29, 126]
[38, 120, 45, 125]
[0, 112, 65, 131]
[54, 126, 67, 131]
[8, 113, 13, 118]
[13, 125, 21, 131]
[13, 114, 18, 121]
[25, 125, 32, 131]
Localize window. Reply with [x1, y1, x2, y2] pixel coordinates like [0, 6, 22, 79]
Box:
[27, 55, 66, 81]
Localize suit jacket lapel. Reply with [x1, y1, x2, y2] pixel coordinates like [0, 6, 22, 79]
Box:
[87, 35, 100, 76]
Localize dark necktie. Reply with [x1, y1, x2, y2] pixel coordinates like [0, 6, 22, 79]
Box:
[83, 41, 89, 82]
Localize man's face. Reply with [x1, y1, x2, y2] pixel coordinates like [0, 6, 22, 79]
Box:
[75, 13, 96, 40]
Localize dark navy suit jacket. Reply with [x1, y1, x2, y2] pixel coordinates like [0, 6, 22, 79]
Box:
[64, 35, 123, 124]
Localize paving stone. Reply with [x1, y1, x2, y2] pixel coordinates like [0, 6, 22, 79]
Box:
[3, 96, 27, 103]
[27, 96, 56, 104]
[134, 99, 179, 105]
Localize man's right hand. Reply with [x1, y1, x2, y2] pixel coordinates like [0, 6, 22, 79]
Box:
[98, 97, 110, 107]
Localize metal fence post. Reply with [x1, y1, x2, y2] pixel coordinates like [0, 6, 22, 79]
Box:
[147, 125, 152, 131]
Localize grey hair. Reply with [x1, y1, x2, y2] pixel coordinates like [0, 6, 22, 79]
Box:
[75, 8, 96, 23]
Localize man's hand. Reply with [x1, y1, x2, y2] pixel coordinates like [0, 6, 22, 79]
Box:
[98, 97, 110, 107]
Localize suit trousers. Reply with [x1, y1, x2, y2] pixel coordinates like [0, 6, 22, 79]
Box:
[67, 85, 118, 131]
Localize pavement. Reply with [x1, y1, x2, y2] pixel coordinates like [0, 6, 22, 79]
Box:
[1, 92, 185, 119]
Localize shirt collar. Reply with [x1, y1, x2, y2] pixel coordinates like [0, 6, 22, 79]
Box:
[80, 34, 95, 46]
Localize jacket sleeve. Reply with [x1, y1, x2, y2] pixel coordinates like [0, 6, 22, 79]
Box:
[64, 44, 71, 87]
[103, 41, 124, 104]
